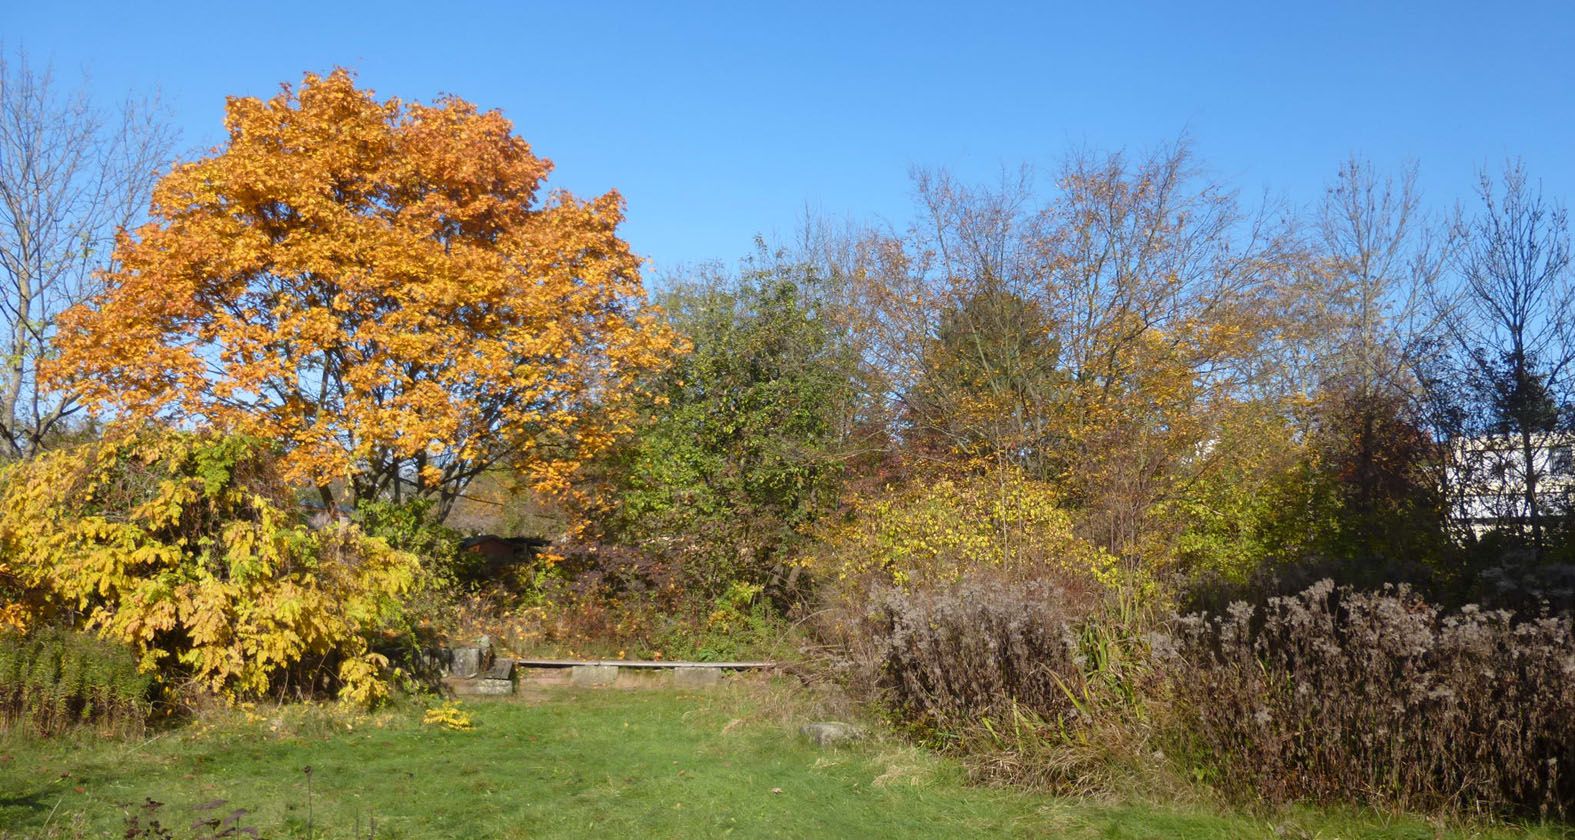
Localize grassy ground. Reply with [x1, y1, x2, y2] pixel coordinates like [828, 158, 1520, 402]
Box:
[0, 680, 1567, 839]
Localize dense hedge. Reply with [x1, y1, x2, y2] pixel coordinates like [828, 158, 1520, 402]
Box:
[0, 430, 422, 706]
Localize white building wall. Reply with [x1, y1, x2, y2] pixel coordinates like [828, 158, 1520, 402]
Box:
[1447, 433, 1575, 537]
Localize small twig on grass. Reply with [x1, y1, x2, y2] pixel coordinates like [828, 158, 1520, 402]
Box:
[122, 730, 174, 757]
[40, 796, 61, 829]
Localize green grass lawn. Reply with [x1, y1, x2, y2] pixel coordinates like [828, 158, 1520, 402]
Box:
[0, 680, 1567, 839]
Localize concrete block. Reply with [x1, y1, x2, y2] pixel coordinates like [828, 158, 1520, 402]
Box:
[614, 668, 664, 689]
[445, 643, 497, 678]
[448, 648, 481, 678]
[671, 667, 722, 690]
[448, 677, 514, 696]
[570, 664, 619, 687]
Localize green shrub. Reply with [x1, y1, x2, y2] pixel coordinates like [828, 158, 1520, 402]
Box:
[351, 497, 477, 584]
[0, 627, 153, 736]
[587, 261, 860, 601]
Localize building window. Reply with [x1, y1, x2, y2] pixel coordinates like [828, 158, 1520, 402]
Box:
[1553, 445, 1574, 476]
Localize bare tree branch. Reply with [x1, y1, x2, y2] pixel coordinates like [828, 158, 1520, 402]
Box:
[0, 47, 174, 458]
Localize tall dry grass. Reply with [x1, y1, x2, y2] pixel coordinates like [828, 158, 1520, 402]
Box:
[858, 577, 1162, 794]
[1162, 580, 1575, 817]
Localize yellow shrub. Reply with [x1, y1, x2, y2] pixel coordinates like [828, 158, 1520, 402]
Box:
[806, 466, 1140, 596]
[0, 430, 420, 705]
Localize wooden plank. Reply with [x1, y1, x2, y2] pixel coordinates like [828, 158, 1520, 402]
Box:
[511, 658, 777, 671]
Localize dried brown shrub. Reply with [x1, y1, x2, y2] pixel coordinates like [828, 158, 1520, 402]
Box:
[871, 578, 1087, 726]
[857, 575, 1161, 793]
[1163, 580, 1575, 817]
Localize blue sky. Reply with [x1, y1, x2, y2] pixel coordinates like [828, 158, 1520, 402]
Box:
[7, 1, 1573, 276]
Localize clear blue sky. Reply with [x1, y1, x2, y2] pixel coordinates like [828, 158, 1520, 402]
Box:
[8, 1, 1574, 275]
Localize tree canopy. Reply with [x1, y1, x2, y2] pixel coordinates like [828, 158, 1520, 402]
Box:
[50, 70, 677, 520]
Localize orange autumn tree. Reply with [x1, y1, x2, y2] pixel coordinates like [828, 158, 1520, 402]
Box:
[52, 70, 676, 521]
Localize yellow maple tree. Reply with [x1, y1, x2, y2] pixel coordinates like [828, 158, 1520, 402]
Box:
[51, 70, 676, 519]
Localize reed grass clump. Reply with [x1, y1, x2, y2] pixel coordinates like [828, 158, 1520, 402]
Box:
[0, 626, 153, 735]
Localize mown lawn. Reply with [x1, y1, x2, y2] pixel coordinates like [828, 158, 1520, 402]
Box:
[0, 680, 1566, 839]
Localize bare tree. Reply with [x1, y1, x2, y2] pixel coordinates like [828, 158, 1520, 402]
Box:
[1298, 159, 1458, 535]
[0, 49, 173, 458]
[1442, 161, 1574, 551]
[1315, 157, 1450, 399]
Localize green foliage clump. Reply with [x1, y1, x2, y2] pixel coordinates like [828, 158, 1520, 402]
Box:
[594, 259, 861, 597]
[907, 287, 1067, 474]
[352, 497, 474, 584]
[0, 626, 153, 735]
[1175, 391, 1465, 612]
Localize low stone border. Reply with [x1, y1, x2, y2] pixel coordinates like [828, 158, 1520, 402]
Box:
[516, 659, 777, 670]
[440, 649, 778, 696]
